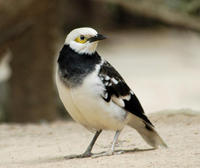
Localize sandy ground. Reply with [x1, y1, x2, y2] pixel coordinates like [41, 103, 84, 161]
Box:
[0, 111, 200, 168]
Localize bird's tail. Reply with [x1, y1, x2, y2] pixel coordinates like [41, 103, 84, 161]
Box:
[128, 114, 167, 148]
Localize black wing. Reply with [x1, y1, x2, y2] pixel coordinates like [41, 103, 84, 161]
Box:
[98, 61, 153, 126]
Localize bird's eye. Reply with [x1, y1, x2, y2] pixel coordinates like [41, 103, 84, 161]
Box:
[75, 35, 87, 44]
[80, 35, 85, 40]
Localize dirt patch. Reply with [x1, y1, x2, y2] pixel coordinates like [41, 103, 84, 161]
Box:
[0, 111, 200, 168]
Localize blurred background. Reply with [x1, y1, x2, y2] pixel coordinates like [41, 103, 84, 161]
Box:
[0, 0, 200, 123]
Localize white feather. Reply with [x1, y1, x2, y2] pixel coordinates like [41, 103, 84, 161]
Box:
[65, 27, 98, 55]
[111, 78, 118, 84]
[56, 65, 128, 131]
[122, 94, 131, 101]
[112, 96, 125, 108]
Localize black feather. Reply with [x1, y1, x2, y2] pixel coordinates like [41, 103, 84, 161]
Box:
[58, 45, 101, 86]
[99, 61, 153, 126]
[124, 94, 153, 126]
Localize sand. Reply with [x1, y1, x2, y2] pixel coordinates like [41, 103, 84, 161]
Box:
[0, 110, 200, 168]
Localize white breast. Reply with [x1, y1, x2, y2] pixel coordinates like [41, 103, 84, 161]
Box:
[56, 66, 127, 131]
[56, 72, 89, 127]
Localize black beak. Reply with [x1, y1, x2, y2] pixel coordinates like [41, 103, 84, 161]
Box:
[88, 34, 107, 43]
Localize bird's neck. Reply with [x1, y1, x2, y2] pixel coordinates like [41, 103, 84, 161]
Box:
[57, 45, 101, 86]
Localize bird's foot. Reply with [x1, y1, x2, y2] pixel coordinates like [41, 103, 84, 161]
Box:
[91, 149, 123, 158]
[92, 149, 131, 158]
[64, 150, 128, 159]
[91, 151, 112, 158]
[64, 151, 92, 160]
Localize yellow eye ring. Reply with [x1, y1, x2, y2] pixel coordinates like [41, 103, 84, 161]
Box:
[75, 35, 87, 44]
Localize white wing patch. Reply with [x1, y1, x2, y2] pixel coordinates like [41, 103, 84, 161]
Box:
[111, 92, 133, 108]
[104, 92, 108, 99]
[111, 77, 118, 84]
[98, 60, 134, 110]
[122, 94, 131, 101]
[112, 96, 125, 108]
[99, 69, 133, 109]
[105, 76, 110, 81]
[99, 74, 120, 86]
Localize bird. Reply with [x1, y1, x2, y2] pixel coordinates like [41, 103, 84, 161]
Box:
[56, 27, 167, 159]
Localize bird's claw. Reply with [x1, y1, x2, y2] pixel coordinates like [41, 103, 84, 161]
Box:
[64, 152, 92, 159]
[91, 150, 114, 158]
[64, 149, 130, 159]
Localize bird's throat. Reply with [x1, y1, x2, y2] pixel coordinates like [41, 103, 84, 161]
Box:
[57, 45, 101, 87]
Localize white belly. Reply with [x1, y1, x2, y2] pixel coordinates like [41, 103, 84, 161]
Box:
[56, 70, 127, 131]
[56, 72, 88, 126]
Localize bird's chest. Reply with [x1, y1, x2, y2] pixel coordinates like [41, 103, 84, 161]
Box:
[56, 72, 84, 123]
[56, 70, 104, 129]
[56, 66, 126, 131]
[69, 72, 126, 130]
[58, 51, 100, 87]
[59, 64, 92, 87]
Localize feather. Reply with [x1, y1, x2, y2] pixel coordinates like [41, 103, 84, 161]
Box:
[98, 61, 153, 126]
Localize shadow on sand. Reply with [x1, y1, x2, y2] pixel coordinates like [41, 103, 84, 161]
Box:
[35, 148, 155, 163]
[1, 147, 155, 166]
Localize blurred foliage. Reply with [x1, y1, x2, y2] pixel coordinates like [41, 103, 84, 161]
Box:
[98, 0, 200, 32]
[0, 82, 9, 121]
[164, 0, 200, 15]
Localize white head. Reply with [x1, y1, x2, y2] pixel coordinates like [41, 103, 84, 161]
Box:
[65, 27, 106, 55]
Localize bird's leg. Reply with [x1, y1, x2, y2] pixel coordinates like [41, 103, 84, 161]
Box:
[82, 130, 102, 157]
[65, 130, 102, 159]
[110, 130, 121, 153]
[92, 130, 121, 158]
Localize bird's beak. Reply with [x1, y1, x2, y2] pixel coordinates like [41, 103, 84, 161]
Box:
[88, 34, 107, 43]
